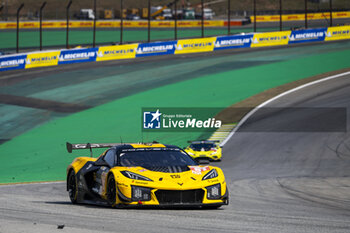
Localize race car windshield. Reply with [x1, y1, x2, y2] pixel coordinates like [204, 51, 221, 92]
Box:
[190, 143, 215, 151]
[119, 150, 197, 167]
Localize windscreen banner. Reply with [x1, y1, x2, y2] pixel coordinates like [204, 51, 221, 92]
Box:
[136, 41, 177, 57]
[288, 28, 327, 44]
[214, 34, 253, 50]
[175, 37, 216, 54]
[0, 54, 27, 72]
[58, 48, 98, 65]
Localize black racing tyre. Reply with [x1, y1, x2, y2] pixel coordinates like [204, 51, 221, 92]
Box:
[67, 170, 78, 204]
[203, 205, 222, 209]
[106, 174, 117, 207]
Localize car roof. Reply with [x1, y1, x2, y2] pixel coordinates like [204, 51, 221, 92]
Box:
[190, 140, 217, 144]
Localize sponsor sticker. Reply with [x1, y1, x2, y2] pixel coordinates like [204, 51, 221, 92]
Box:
[251, 31, 291, 47]
[96, 44, 138, 61]
[175, 37, 216, 54]
[189, 166, 210, 175]
[25, 51, 60, 69]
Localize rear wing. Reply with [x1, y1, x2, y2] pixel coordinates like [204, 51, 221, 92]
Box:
[66, 142, 126, 157]
[187, 140, 220, 144]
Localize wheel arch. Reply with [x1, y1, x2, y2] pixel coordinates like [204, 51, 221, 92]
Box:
[66, 167, 76, 191]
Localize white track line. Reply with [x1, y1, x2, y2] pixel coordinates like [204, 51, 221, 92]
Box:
[220, 71, 350, 147]
[0, 181, 64, 187]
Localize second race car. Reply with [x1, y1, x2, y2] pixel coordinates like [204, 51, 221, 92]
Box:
[184, 140, 222, 162]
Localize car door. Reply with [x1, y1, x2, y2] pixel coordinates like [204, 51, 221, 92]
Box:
[91, 149, 115, 196]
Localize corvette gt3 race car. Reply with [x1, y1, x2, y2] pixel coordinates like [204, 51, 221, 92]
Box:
[184, 140, 222, 162]
[66, 142, 229, 208]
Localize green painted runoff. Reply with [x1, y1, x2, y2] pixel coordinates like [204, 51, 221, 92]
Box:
[0, 48, 349, 183]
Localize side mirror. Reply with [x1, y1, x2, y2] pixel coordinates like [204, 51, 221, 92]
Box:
[94, 159, 110, 167]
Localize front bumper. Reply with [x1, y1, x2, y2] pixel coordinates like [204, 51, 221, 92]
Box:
[116, 184, 229, 207]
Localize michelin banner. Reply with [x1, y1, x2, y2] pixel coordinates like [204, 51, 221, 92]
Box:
[0, 54, 27, 72]
[136, 41, 177, 57]
[25, 51, 60, 69]
[324, 25, 350, 41]
[288, 28, 326, 44]
[96, 44, 138, 61]
[175, 37, 216, 54]
[251, 31, 291, 47]
[58, 48, 98, 65]
[1, 26, 350, 72]
[214, 34, 253, 50]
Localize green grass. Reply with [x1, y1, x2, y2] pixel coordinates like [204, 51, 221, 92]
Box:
[0, 48, 349, 183]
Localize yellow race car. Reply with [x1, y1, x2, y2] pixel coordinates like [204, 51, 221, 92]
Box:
[66, 142, 228, 208]
[184, 140, 222, 162]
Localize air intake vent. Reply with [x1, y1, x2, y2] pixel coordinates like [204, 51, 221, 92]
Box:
[143, 166, 190, 173]
[155, 189, 204, 204]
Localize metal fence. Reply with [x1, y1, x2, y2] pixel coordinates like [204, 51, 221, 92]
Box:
[0, 0, 349, 54]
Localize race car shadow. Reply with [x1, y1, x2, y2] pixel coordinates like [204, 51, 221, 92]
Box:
[44, 201, 224, 210]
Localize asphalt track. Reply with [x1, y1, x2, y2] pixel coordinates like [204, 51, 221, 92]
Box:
[1, 73, 349, 232]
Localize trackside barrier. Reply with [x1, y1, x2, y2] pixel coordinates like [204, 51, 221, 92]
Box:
[1, 25, 350, 72]
[0, 11, 349, 29]
[0, 20, 226, 29]
[250, 11, 350, 22]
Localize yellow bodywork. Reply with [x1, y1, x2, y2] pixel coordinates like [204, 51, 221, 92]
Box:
[107, 165, 227, 206]
[67, 143, 227, 207]
[67, 157, 97, 175]
[184, 145, 222, 161]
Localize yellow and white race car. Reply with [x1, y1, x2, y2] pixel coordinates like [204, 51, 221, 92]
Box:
[184, 140, 222, 162]
[66, 142, 228, 208]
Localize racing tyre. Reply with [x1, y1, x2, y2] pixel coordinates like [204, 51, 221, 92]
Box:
[203, 205, 222, 209]
[67, 170, 78, 204]
[107, 174, 117, 207]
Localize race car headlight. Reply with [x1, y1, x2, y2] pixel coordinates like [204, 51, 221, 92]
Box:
[121, 171, 153, 181]
[131, 186, 151, 201]
[206, 184, 221, 199]
[202, 169, 218, 180]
